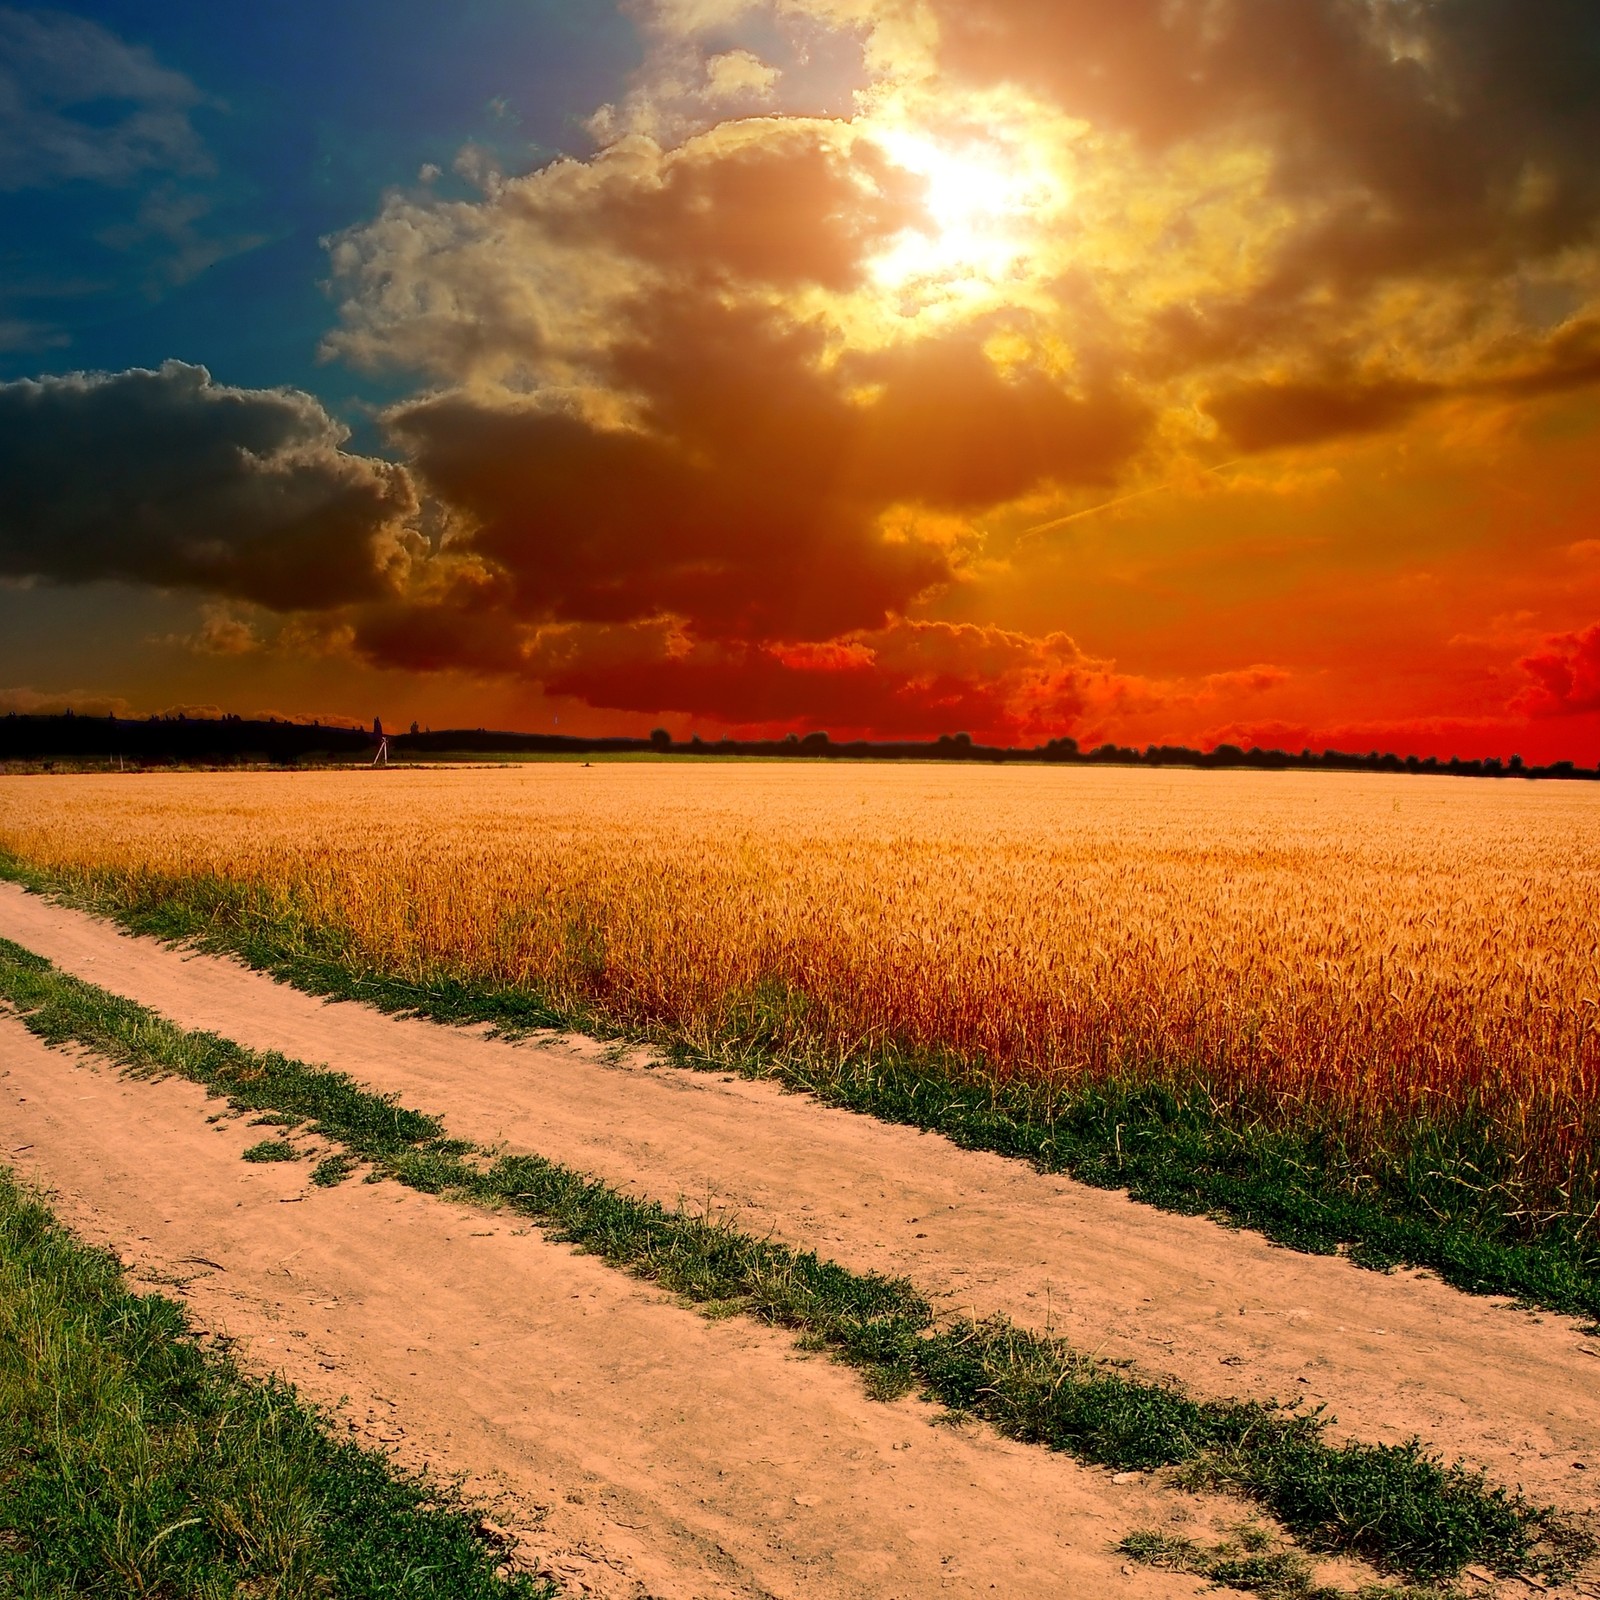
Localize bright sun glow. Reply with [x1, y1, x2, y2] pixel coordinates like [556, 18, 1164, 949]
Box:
[867, 128, 1062, 296]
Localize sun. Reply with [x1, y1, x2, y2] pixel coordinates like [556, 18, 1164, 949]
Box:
[867, 127, 1061, 296]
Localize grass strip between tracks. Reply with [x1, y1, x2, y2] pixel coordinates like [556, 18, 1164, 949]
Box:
[1118, 1525, 1451, 1600]
[0, 935, 1589, 1588]
[0, 1161, 554, 1598]
[1, 854, 1595, 1327]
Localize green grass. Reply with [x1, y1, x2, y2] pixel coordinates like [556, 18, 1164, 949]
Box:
[0, 935, 1589, 1587]
[242, 1138, 300, 1163]
[312, 1151, 360, 1187]
[0, 1163, 555, 1598]
[1118, 1526, 1452, 1600]
[3, 853, 1592, 1327]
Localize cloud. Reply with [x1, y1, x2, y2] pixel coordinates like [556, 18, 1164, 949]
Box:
[0, 362, 419, 610]
[0, 685, 133, 717]
[0, 7, 212, 191]
[0, 9, 267, 319]
[96, 186, 269, 288]
[332, 595, 1159, 741]
[380, 295, 1146, 644]
[1205, 322, 1600, 452]
[1206, 376, 1444, 452]
[154, 603, 264, 657]
[1198, 664, 1290, 698]
[1515, 622, 1600, 717]
[12, 0, 1587, 753]
[344, 563, 532, 678]
[325, 0, 1600, 487]
[326, 118, 928, 388]
[1195, 714, 1545, 760]
[927, 0, 1600, 282]
[0, 316, 70, 355]
[874, 0, 1600, 450]
[325, 116, 1149, 653]
[521, 617, 1145, 740]
[703, 49, 781, 102]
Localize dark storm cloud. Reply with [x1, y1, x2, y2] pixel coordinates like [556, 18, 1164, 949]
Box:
[0, 362, 418, 608]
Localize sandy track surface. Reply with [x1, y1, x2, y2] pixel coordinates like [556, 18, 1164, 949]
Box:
[1, 883, 1597, 1514]
[0, 1018, 1249, 1600]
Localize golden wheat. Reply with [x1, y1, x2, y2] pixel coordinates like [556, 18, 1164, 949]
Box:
[3, 762, 1597, 1196]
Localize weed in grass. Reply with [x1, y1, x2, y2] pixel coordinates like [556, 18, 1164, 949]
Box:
[242, 1139, 300, 1163]
[1, 936, 1590, 1587]
[0, 1165, 553, 1598]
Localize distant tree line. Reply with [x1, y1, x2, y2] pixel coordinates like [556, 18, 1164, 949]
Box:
[2, 711, 1595, 781]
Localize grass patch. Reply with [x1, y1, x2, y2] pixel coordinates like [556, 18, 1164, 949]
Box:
[1, 855, 1593, 1326]
[312, 1152, 360, 1187]
[0, 935, 1589, 1587]
[0, 1163, 554, 1598]
[1119, 1526, 1451, 1600]
[242, 1138, 300, 1163]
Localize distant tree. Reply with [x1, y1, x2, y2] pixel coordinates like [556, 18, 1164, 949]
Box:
[650, 728, 672, 751]
[372, 716, 384, 738]
[410, 721, 420, 735]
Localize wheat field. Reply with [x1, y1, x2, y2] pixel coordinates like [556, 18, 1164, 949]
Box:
[2, 762, 1597, 1206]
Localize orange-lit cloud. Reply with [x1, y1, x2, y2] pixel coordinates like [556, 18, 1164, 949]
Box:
[531, 619, 1150, 741]
[1517, 623, 1600, 718]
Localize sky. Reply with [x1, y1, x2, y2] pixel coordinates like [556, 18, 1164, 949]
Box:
[2, 0, 1599, 759]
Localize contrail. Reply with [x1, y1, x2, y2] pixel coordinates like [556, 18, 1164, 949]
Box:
[1016, 457, 1249, 542]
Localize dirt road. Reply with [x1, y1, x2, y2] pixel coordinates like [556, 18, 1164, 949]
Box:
[0, 1015, 1266, 1600]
